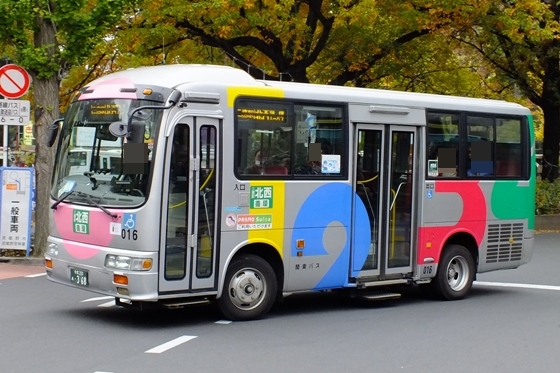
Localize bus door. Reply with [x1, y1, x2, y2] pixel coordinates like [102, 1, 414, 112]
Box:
[159, 116, 220, 293]
[353, 124, 416, 279]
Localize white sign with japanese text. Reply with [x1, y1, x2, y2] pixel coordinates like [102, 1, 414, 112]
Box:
[0, 167, 33, 252]
[0, 99, 31, 126]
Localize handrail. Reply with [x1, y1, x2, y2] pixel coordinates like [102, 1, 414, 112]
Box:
[169, 168, 214, 209]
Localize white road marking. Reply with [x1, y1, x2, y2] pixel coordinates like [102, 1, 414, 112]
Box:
[25, 272, 47, 278]
[215, 320, 232, 324]
[97, 301, 115, 308]
[81, 296, 114, 303]
[474, 281, 560, 291]
[145, 335, 198, 354]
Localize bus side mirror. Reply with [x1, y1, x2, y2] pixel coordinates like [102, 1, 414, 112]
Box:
[47, 119, 64, 148]
[109, 121, 128, 138]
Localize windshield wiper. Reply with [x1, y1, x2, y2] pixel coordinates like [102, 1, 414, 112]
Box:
[76, 192, 118, 219]
[51, 190, 74, 210]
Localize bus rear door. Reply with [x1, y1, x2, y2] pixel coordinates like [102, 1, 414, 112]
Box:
[159, 116, 220, 294]
[353, 124, 417, 280]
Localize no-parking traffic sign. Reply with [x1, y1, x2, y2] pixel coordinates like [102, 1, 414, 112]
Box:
[0, 64, 31, 99]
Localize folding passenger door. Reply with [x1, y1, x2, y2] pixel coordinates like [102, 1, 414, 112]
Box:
[352, 124, 416, 279]
[159, 116, 220, 293]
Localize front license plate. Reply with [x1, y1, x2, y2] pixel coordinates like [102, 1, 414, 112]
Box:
[70, 268, 88, 287]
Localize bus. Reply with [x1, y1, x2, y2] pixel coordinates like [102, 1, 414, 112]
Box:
[45, 64, 535, 321]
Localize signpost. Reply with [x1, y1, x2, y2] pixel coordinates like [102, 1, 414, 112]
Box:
[0, 99, 30, 125]
[0, 64, 31, 167]
[0, 64, 31, 99]
[0, 167, 34, 255]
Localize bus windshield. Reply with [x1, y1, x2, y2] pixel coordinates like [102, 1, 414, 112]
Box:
[51, 98, 163, 207]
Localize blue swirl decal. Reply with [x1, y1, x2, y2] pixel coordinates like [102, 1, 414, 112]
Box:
[291, 183, 372, 289]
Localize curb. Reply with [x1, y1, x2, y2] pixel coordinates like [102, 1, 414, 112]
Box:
[0, 257, 44, 266]
[535, 214, 560, 231]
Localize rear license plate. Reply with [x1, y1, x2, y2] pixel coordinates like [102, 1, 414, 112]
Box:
[70, 268, 88, 287]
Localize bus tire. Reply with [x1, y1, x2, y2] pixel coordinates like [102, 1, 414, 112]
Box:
[431, 244, 475, 300]
[217, 254, 277, 321]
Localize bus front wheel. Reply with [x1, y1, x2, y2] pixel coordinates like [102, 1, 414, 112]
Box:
[217, 254, 277, 321]
[431, 244, 475, 300]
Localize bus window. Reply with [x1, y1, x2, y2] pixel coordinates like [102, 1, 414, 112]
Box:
[165, 124, 190, 281]
[427, 112, 459, 178]
[235, 100, 345, 177]
[495, 118, 523, 177]
[294, 105, 344, 176]
[236, 100, 292, 177]
[466, 116, 494, 177]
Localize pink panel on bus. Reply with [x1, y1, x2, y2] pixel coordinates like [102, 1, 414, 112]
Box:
[78, 77, 137, 100]
[61, 241, 100, 260]
[417, 181, 486, 265]
[53, 204, 121, 260]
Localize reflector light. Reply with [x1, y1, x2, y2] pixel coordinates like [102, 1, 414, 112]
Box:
[45, 259, 53, 269]
[142, 259, 153, 270]
[114, 274, 128, 285]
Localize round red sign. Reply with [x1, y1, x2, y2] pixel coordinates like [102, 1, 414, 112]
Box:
[0, 64, 31, 99]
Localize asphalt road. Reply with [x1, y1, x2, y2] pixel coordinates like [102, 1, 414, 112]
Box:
[1, 233, 559, 373]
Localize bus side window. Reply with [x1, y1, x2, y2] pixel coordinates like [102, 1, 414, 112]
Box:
[427, 112, 460, 178]
[466, 116, 495, 177]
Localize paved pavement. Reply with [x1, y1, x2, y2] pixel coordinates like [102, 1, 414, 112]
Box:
[0, 258, 45, 280]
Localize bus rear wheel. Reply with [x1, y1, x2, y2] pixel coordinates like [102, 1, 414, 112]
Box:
[217, 254, 277, 321]
[431, 244, 475, 300]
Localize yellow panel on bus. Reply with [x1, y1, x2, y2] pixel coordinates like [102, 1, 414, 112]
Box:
[227, 86, 284, 107]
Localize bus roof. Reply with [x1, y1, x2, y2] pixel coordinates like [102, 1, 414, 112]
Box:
[261, 80, 530, 116]
[86, 64, 260, 89]
[86, 64, 530, 116]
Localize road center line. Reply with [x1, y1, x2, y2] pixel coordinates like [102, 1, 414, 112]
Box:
[474, 281, 560, 291]
[145, 336, 197, 354]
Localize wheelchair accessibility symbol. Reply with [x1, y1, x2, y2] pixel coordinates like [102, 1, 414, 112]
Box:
[427, 190, 433, 199]
[123, 213, 137, 229]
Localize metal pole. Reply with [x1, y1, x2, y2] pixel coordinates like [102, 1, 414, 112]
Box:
[2, 123, 7, 166]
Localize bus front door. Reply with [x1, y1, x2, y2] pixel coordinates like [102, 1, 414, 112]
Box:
[159, 117, 220, 294]
[353, 124, 416, 279]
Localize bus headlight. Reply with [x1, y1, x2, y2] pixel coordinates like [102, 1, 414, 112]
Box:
[46, 243, 58, 257]
[105, 255, 152, 271]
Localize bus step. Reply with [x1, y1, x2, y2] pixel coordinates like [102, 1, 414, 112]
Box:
[358, 291, 401, 301]
[161, 299, 211, 309]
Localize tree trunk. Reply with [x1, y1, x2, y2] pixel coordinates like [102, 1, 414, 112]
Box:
[540, 105, 560, 182]
[30, 16, 60, 257]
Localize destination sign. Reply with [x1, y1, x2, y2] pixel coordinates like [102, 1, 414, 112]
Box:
[237, 108, 287, 123]
[87, 102, 123, 122]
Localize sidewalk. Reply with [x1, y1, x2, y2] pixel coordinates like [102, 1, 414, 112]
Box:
[0, 257, 45, 280]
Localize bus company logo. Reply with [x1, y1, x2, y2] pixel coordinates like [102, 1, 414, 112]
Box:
[250, 186, 273, 209]
[5, 183, 17, 190]
[236, 214, 272, 230]
[73, 210, 90, 234]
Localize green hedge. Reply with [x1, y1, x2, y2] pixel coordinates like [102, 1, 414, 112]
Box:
[536, 179, 560, 215]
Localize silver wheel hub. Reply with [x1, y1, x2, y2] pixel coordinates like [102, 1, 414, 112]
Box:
[446, 255, 469, 291]
[227, 268, 266, 311]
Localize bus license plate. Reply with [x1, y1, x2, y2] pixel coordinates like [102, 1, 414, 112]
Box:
[70, 268, 88, 287]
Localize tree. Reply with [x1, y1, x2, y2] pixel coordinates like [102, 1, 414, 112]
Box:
[116, 0, 457, 85]
[0, 0, 136, 256]
[450, 0, 560, 180]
